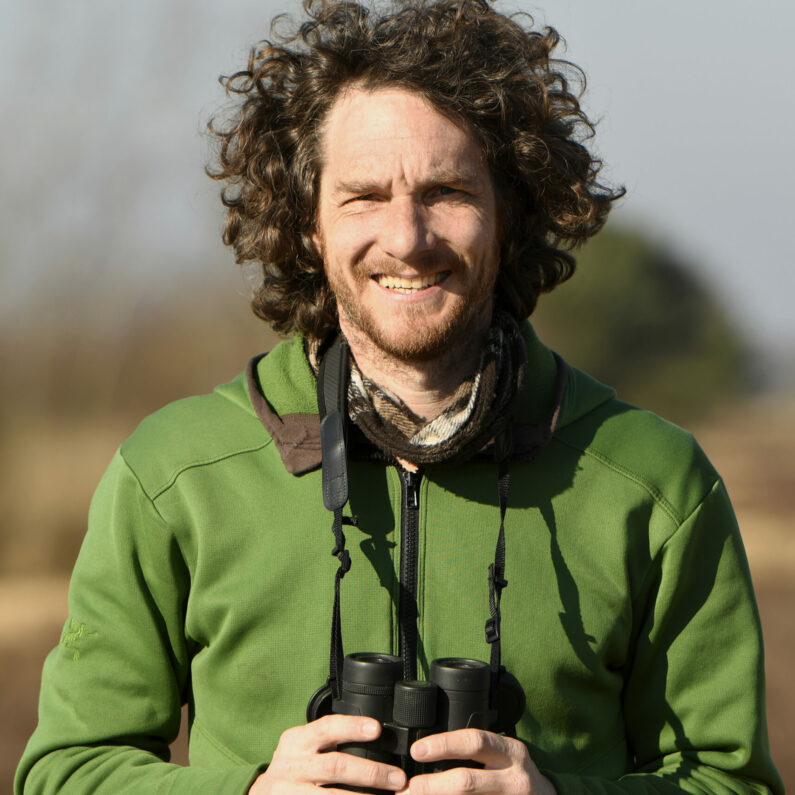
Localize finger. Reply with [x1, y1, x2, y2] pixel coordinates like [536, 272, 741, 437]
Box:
[309, 750, 407, 791]
[294, 714, 382, 752]
[411, 729, 520, 767]
[407, 766, 505, 794]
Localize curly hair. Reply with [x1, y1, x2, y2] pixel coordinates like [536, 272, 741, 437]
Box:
[208, 0, 624, 340]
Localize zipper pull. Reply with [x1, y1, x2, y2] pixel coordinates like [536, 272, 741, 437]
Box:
[401, 468, 420, 510]
[408, 477, 419, 510]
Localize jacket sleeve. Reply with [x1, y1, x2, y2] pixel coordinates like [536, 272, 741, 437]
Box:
[15, 451, 265, 795]
[543, 479, 783, 795]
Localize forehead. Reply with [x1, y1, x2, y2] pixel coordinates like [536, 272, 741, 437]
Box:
[318, 86, 487, 182]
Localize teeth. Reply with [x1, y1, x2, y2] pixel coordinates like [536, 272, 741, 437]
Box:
[376, 273, 445, 293]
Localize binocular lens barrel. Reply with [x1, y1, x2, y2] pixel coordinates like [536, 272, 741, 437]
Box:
[341, 652, 404, 723]
[430, 658, 491, 730]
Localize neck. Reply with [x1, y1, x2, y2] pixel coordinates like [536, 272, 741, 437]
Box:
[339, 320, 490, 421]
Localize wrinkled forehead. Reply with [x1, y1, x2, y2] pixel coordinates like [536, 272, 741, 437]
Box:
[317, 85, 490, 188]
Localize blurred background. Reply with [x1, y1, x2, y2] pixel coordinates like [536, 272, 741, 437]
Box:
[1, 0, 792, 789]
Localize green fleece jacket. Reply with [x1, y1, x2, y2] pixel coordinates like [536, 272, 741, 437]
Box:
[17, 324, 783, 794]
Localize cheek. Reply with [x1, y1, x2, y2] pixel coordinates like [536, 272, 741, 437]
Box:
[464, 224, 500, 275]
[442, 204, 498, 249]
[331, 217, 381, 266]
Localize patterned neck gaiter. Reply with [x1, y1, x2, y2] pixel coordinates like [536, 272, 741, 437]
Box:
[345, 311, 526, 465]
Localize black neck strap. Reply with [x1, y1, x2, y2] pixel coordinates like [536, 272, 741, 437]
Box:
[486, 428, 511, 684]
[317, 335, 351, 700]
[485, 353, 569, 694]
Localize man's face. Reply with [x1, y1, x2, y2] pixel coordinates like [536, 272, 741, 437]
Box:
[314, 86, 500, 362]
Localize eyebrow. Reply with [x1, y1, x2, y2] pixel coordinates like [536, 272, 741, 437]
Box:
[330, 168, 482, 197]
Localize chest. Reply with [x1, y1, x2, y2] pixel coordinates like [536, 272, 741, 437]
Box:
[170, 447, 658, 774]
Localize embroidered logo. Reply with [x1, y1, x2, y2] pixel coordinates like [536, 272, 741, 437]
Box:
[60, 618, 98, 661]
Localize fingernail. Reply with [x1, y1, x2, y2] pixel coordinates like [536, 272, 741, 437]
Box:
[363, 721, 379, 738]
[412, 741, 428, 759]
[388, 771, 405, 788]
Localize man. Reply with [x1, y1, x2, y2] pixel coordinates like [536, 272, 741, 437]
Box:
[17, 1, 782, 793]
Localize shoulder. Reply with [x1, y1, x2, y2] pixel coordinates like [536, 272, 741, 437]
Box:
[555, 365, 719, 527]
[119, 371, 271, 500]
[118, 335, 317, 499]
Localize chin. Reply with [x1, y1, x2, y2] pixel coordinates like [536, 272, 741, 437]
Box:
[375, 334, 453, 363]
[338, 288, 493, 364]
[364, 313, 481, 363]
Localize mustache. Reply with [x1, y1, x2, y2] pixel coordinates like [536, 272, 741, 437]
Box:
[357, 252, 464, 277]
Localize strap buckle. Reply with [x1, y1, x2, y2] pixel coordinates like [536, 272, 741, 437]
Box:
[485, 616, 501, 644]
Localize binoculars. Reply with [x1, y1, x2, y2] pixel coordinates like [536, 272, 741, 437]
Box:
[308, 651, 525, 793]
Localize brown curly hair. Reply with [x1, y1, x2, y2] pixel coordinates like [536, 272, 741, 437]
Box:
[208, 0, 624, 340]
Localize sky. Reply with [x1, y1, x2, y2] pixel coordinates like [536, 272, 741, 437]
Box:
[1, 0, 793, 374]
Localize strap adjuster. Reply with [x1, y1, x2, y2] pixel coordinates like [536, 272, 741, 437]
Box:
[485, 617, 501, 644]
[488, 563, 508, 591]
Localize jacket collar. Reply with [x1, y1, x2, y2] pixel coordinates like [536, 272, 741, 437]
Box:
[244, 322, 615, 474]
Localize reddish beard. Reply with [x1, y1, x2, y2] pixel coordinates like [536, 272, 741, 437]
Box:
[327, 253, 497, 363]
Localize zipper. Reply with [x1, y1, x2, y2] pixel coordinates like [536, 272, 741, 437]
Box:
[398, 467, 421, 682]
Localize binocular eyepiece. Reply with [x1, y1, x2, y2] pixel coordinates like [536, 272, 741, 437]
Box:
[307, 652, 525, 792]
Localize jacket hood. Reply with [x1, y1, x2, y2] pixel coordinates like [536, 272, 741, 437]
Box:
[219, 322, 616, 474]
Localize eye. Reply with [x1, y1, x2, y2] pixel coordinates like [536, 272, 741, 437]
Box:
[428, 185, 462, 201]
[425, 185, 461, 205]
[343, 193, 378, 205]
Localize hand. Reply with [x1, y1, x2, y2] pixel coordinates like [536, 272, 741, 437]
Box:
[399, 729, 556, 795]
[248, 714, 408, 794]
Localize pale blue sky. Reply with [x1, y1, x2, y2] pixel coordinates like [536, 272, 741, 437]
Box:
[1, 1, 793, 372]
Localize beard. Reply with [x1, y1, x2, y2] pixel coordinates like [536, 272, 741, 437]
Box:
[327, 252, 497, 364]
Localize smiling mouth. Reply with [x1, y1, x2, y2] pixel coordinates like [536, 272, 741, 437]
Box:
[374, 271, 449, 294]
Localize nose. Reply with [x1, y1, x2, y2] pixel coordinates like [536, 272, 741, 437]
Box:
[376, 197, 434, 262]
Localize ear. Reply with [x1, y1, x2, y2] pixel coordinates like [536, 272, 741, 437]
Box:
[311, 223, 325, 266]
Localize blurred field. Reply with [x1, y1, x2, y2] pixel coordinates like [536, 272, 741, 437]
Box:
[2, 392, 793, 789]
